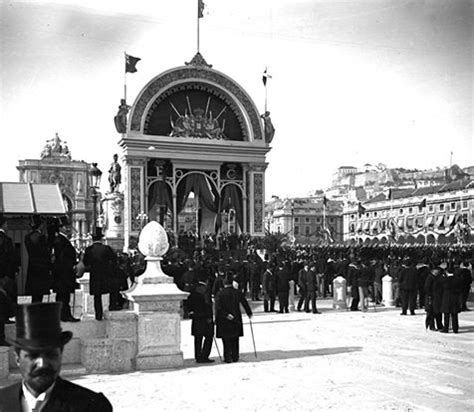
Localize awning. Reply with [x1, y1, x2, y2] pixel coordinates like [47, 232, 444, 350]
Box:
[447, 215, 456, 226]
[426, 216, 434, 226]
[406, 217, 414, 228]
[397, 218, 404, 229]
[357, 222, 363, 231]
[415, 217, 424, 227]
[0, 183, 66, 215]
[371, 220, 379, 230]
[436, 215, 445, 228]
[363, 221, 370, 230]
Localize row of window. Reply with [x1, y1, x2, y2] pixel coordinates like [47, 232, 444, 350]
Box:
[294, 225, 335, 235]
[350, 200, 469, 220]
[349, 213, 469, 233]
[294, 217, 336, 224]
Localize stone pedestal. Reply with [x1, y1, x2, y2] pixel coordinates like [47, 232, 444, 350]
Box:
[103, 191, 125, 251]
[288, 280, 295, 311]
[125, 221, 189, 370]
[382, 275, 395, 307]
[332, 276, 347, 310]
[0, 346, 9, 379]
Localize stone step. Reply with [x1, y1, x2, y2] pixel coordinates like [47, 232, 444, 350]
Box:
[7, 363, 87, 382]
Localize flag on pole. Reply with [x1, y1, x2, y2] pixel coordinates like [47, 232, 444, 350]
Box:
[262, 67, 272, 86]
[387, 188, 393, 201]
[198, 0, 205, 18]
[419, 198, 427, 208]
[323, 196, 328, 208]
[357, 202, 366, 216]
[125, 54, 141, 73]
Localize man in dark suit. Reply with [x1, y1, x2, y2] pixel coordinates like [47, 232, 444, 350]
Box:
[188, 271, 214, 363]
[0, 214, 16, 346]
[0, 302, 112, 411]
[51, 217, 80, 322]
[83, 228, 116, 321]
[25, 216, 52, 303]
[215, 273, 252, 363]
[399, 257, 418, 315]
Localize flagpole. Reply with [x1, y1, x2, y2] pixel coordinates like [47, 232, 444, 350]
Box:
[197, 10, 200, 53]
[264, 81, 268, 113]
[124, 51, 127, 102]
[323, 202, 327, 243]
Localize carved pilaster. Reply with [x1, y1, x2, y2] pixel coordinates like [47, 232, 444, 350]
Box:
[124, 157, 146, 248]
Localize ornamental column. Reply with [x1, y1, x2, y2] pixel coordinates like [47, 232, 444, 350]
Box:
[124, 221, 189, 369]
[124, 157, 146, 250]
[247, 164, 266, 236]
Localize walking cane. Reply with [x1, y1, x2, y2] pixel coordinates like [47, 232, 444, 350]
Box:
[213, 336, 222, 361]
[249, 317, 257, 358]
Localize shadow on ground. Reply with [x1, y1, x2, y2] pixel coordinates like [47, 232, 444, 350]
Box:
[181, 346, 363, 369]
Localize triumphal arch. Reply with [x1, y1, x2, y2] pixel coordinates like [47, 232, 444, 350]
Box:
[119, 53, 272, 247]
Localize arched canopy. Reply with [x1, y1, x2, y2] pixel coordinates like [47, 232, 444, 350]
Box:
[128, 55, 264, 142]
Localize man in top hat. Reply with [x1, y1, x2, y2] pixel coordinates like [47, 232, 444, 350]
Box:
[0, 302, 113, 411]
[83, 228, 116, 321]
[25, 216, 52, 303]
[187, 271, 215, 363]
[51, 217, 80, 322]
[215, 272, 252, 363]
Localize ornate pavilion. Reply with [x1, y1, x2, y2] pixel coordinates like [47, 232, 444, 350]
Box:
[119, 53, 272, 248]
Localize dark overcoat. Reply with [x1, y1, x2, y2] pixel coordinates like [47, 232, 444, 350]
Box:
[398, 266, 418, 291]
[0, 377, 112, 412]
[215, 286, 252, 339]
[304, 269, 317, 292]
[188, 282, 214, 337]
[0, 230, 16, 278]
[424, 273, 444, 314]
[83, 241, 116, 295]
[52, 233, 77, 294]
[440, 274, 462, 314]
[24, 230, 52, 295]
[275, 267, 290, 293]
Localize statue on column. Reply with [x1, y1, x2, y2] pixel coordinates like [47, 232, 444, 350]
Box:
[261, 111, 275, 143]
[108, 154, 122, 193]
[114, 99, 130, 133]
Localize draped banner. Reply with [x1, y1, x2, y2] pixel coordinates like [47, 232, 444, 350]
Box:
[220, 184, 243, 232]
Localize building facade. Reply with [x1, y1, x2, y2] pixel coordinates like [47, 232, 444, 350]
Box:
[265, 197, 344, 244]
[17, 133, 99, 246]
[343, 180, 474, 245]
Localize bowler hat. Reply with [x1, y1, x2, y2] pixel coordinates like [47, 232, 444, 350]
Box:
[6, 302, 73, 350]
[30, 214, 42, 229]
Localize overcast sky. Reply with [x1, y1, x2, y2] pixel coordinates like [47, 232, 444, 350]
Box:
[1, 0, 472, 199]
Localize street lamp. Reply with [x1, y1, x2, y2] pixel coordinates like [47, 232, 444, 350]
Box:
[89, 162, 102, 233]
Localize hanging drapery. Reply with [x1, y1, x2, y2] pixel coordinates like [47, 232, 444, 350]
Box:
[148, 181, 173, 211]
[219, 184, 243, 232]
[176, 173, 219, 214]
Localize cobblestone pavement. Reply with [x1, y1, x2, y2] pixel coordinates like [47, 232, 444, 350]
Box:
[66, 300, 473, 411]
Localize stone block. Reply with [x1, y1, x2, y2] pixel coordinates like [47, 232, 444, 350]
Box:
[110, 339, 137, 372]
[0, 347, 9, 380]
[81, 338, 112, 373]
[105, 311, 137, 340]
[136, 351, 184, 370]
[62, 337, 81, 364]
[137, 313, 181, 356]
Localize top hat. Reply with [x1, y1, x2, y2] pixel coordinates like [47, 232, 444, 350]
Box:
[30, 215, 43, 229]
[92, 227, 103, 241]
[0, 213, 6, 226]
[6, 302, 73, 350]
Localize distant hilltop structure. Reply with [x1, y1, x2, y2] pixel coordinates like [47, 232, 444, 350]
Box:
[324, 163, 473, 203]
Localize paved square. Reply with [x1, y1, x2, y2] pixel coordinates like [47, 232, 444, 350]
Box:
[70, 300, 473, 411]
